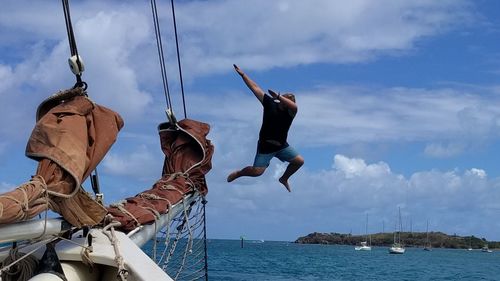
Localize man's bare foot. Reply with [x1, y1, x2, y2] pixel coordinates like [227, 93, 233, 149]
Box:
[279, 177, 291, 192]
[227, 171, 239, 182]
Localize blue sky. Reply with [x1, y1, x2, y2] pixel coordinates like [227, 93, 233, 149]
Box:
[1, 0, 500, 242]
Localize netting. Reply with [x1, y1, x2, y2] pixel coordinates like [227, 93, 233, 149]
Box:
[145, 195, 208, 281]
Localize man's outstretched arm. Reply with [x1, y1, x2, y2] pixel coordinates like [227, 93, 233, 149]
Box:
[234, 64, 265, 103]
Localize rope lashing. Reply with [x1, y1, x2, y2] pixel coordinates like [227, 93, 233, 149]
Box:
[110, 201, 141, 227]
[103, 217, 128, 281]
[0, 176, 51, 223]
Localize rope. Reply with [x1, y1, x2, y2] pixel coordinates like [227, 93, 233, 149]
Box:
[170, 0, 187, 118]
[61, 0, 86, 89]
[162, 220, 182, 269]
[103, 219, 129, 281]
[156, 196, 206, 280]
[32, 183, 51, 241]
[164, 202, 190, 263]
[110, 201, 141, 227]
[150, 0, 173, 109]
[138, 192, 173, 204]
[160, 183, 186, 196]
[152, 217, 159, 262]
[0, 247, 38, 281]
[201, 197, 208, 281]
[173, 201, 194, 280]
[0, 237, 60, 281]
[0, 176, 54, 224]
[56, 236, 92, 252]
[157, 200, 173, 265]
[181, 199, 194, 254]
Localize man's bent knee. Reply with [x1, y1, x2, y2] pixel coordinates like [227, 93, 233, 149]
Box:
[289, 155, 304, 166]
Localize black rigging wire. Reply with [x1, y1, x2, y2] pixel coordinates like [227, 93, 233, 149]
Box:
[170, 0, 187, 118]
[61, 0, 86, 89]
[149, 3, 207, 278]
[202, 197, 209, 281]
[61, 0, 103, 196]
[150, 0, 173, 110]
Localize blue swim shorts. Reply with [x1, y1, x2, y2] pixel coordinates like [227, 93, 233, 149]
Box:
[253, 145, 300, 168]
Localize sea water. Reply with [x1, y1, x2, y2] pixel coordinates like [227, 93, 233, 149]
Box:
[204, 240, 499, 281]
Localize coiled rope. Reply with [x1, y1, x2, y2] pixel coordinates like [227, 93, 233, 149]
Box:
[0, 247, 38, 281]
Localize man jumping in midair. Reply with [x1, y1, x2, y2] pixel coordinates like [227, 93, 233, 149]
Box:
[227, 64, 304, 192]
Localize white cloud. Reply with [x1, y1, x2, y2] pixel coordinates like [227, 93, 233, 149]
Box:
[1, 0, 473, 78]
[101, 145, 162, 182]
[0, 2, 156, 132]
[424, 142, 466, 158]
[208, 154, 500, 240]
[195, 85, 500, 157]
[172, 0, 474, 75]
[466, 168, 487, 179]
[0, 0, 478, 139]
[333, 154, 391, 178]
[74, 11, 154, 118]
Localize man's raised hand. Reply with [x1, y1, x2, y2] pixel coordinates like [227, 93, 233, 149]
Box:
[233, 64, 244, 76]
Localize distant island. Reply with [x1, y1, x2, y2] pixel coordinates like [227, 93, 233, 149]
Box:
[295, 232, 499, 249]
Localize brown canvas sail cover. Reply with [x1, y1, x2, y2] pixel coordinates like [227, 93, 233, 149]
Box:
[107, 119, 214, 232]
[0, 88, 124, 227]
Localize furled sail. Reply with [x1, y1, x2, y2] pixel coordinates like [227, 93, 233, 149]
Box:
[0, 87, 124, 227]
[107, 118, 214, 232]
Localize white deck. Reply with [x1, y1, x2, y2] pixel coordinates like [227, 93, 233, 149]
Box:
[0, 193, 200, 280]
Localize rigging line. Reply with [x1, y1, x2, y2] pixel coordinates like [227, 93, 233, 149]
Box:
[150, 0, 173, 110]
[170, 0, 187, 118]
[61, 0, 84, 88]
[201, 198, 208, 281]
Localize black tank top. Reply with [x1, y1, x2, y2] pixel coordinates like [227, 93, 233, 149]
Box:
[258, 95, 295, 153]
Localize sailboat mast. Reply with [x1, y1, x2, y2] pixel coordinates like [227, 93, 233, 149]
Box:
[426, 220, 429, 245]
[393, 222, 397, 243]
[365, 214, 368, 240]
[398, 207, 402, 243]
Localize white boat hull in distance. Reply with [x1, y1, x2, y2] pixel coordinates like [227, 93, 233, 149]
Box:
[354, 241, 371, 251]
[354, 245, 372, 251]
[388, 246, 405, 254]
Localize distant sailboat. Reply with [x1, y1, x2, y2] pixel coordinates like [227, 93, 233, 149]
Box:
[467, 236, 473, 251]
[389, 207, 405, 254]
[423, 220, 432, 251]
[482, 245, 492, 253]
[355, 214, 372, 251]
